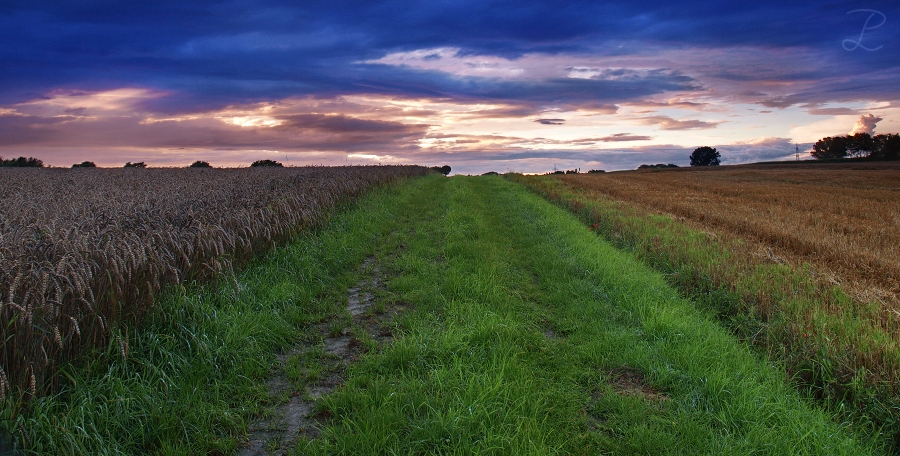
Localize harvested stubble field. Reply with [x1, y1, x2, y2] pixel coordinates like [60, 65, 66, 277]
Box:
[0, 165, 429, 403]
[560, 162, 900, 308]
[513, 161, 900, 448]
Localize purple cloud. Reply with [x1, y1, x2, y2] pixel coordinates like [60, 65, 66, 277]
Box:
[639, 116, 722, 130]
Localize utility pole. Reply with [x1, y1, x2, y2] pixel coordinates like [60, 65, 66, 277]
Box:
[795, 144, 800, 161]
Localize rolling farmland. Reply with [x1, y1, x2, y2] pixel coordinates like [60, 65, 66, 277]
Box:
[0, 168, 895, 455]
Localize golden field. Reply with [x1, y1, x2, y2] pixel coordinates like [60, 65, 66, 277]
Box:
[559, 162, 900, 310]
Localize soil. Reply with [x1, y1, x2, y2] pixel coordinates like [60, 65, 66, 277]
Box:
[239, 256, 403, 455]
[608, 367, 668, 402]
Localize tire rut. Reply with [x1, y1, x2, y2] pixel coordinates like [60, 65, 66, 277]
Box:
[239, 256, 403, 455]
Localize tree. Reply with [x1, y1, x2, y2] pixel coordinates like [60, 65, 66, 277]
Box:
[0, 156, 44, 167]
[846, 133, 874, 158]
[811, 133, 898, 160]
[431, 165, 451, 175]
[124, 161, 147, 168]
[250, 159, 283, 167]
[872, 133, 900, 160]
[811, 136, 848, 159]
[189, 160, 212, 168]
[72, 161, 96, 168]
[689, 147, 720, 166]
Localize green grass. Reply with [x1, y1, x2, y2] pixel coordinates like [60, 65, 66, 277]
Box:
[303, 176, 876, 454]
[2, 174, 880, 454]
[1, 179, 417, 454]
[509, 173, 900, 451]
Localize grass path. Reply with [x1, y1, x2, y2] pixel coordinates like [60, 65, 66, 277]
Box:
[5, 174, 878, 454]
[300, 175, 875, 454]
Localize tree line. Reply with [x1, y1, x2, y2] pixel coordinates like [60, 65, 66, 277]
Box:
[0, 158, 281, 168]
[811, 133, 899, 160]
[0, 156, 44, 167]
[1, 158, 453, 173]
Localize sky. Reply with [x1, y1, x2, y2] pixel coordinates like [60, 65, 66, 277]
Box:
[1, 1, 899, 174]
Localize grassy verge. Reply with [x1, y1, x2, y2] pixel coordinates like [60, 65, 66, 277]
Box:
[302, 176, 876, 454]
[0, 176, 425, 454]
[509, 173, 898, 451]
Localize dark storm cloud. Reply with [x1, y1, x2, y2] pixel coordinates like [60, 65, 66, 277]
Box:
[2, 0, 898, 109]
[535, 119, 565, 125]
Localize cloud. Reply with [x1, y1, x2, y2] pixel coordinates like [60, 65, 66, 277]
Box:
[716, 137, 808, 164]
[2, 1, 899, 111]
[411, 136, 812, 175]
[0, 108, 25, 117]
[567, 133, 652, 143]
[13, 88, 167, 117]
[365, 48, 527, 79]
[623, 98, 708, 111]
[534, 118, 565, 125]
[807, 107, 858, 116]
[0, 94, 431, 155]
[849, 114, 882, 135]
[639, 115, 721, 130]
[760, 95, 805, 109]
[1, 1, 899, 173]
[594, 133, 652, 142]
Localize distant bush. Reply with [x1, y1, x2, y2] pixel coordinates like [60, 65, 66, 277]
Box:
[587, 169, 606, 173]
[189, 161, 212, 168]
[431, 165, 451, 175]
[690, 147, 720, 166]
[250, 159, 283, 167]
[482, 171, 499, 176]
[124, 161, 146, 168]
[0, 156, 44, 168]
[72, 161, 97, 168]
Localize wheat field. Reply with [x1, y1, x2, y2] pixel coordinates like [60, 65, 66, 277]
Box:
[558, 162, 900, 309]
[0, 165, 429, 401]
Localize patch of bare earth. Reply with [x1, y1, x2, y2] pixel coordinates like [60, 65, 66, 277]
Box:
[607, 367, 668, 402]
[239, 257, 403, 455]
[585, 367, 669, 433]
